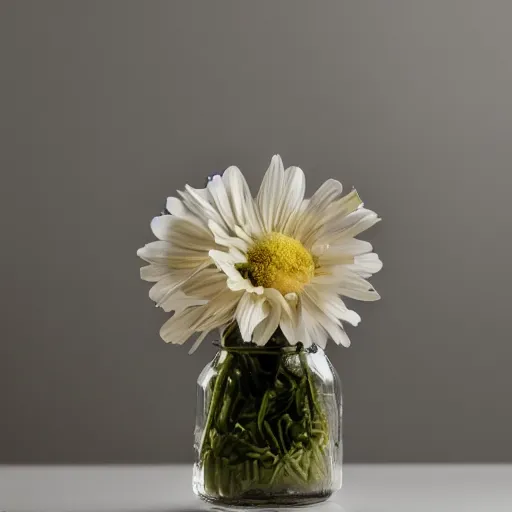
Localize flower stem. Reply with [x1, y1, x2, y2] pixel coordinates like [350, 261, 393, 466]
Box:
[199, 341, 331, 497]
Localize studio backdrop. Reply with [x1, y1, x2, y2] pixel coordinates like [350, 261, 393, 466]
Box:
[1, 0, 511, 463]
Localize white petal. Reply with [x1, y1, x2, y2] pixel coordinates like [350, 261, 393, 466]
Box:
[140, 264, 171, 282]
[137, 241, 172, 264]
[310, 272, 341, 285]
[349, 253, 383, 276]
[222, 166, 262, 234]
[339, 287, 380, 301]
[226, 277, 264, 295]
[304, 286, 361, 327]
[337, 307, 361, 327]
[291, 178, 344, 241]
[160, 289, 242, 344]
[276, 166, 306, 233]
[337, 268, 381, 301]
[257, 155, 285, 233]
[207, 174, 236, 228]
[181, 267, 228, 299]
[330, 208, 381, 242]
[153, 262, 211, 308]
[208, 220, 250, 252]
[279, 293, 300, 345]
[234, 225, 255, 245]
[315, 238, 373, 264]
[137, 240, 210, 268]
[332, 326, 351, 347]
[265, 287, 294, 319]
[299, 199, 310, 213]
[166, 253, 212, 269]
[158, 289, 208, 314]
[302, 189, 363, 248]
[209, 249, 245, 279]
[299, 301, 329, 349]
[178, 185, 228, 231]
[330, 189, 363, 216]
[150, 215, 173, 241]
[303, 292, 351, 347]
[222, 166, 247, 226]
[151, 215, 213, 248]
[236, 293, 269, 342]
[308, 178, 344, 207]
[188, 330, 211, 355]
[253, 307, 281, 346]
[251, 288, 289, 346]
[159, 307, 204, 344]
[209, 249, 264, 294]
[166, 196, 189, 217]
[191, 289, 242, 331]
[148, 264, 211, 309]
[149, 275, 178, 303]
[229, 246, 248, 263]
[203, 289, 243, 320]
[166, 196, 207, 228]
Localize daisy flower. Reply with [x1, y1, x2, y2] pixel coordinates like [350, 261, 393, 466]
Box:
[137, 155, 381, 352]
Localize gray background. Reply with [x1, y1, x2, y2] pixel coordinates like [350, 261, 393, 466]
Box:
[1, 0, 511, 464]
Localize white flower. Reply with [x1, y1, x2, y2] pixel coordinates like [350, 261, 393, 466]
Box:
[138, 155, 382, 352]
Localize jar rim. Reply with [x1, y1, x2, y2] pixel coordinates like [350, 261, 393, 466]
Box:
[213, 341, 319, 354]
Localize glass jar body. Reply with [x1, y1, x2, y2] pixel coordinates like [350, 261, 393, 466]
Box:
[192, 341, 342, 507]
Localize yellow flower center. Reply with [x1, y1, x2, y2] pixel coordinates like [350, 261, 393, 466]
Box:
[238, 232, 315, 295]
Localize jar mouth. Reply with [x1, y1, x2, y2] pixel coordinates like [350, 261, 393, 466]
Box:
[213, 341, 319, 354]
[218, 323, 323, 352]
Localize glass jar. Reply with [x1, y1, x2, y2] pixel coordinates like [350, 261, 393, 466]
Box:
[193, 327, 342, 507]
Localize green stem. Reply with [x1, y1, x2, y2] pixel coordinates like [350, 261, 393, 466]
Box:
[199, 342, 332, 497]
[200, 352, 233, 458]
[299, 350, 323, 419]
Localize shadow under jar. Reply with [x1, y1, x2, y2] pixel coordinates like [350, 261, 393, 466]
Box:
[193, 326, 342, 508]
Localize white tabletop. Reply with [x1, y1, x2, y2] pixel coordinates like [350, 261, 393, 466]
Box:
[1, 464, 510, 512]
